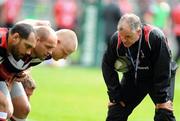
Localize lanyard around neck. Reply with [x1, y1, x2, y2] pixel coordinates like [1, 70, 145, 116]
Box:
[127, 32, 142, 81]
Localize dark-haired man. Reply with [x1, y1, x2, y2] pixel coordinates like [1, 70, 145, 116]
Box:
[10, 25, 57, 121]
[0, 23, 37, 121]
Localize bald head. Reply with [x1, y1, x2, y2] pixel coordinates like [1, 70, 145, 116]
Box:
[32, 26, 57, 59]
[56, 29, 78, 52]
[35, 26, 57, 41]
[117, 13, 141, 32]
[52, 29, 78, 60]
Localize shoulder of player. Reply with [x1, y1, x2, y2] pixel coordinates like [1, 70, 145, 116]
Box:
[29, 55, 52, 66]
[144, 24, 166, 39]
[109, 31, 119, 47]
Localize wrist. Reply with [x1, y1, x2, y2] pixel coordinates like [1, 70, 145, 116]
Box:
[107, 90, 121, 103]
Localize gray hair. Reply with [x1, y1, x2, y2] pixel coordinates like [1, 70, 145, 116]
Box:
[117, 13, 142, 32]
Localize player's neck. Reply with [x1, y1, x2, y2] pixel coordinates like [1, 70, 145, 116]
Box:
[31, 50, 36, 58]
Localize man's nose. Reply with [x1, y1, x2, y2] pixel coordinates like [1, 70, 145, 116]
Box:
[63, 56, 67, 59]
[47, 50, 53, 55]
[26, 49, 32, 55]
[121, 38, 127, 43]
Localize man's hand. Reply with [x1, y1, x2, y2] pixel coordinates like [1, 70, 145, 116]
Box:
[156, 100, 173, 111]
[13, 72, 28, 82]
[108, 101, 126, 108]
[0, 64, 15, 82]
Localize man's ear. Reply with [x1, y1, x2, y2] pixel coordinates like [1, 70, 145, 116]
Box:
[36, 37, 41, 44]
[57, 39, 61, 44]
[137, 28, 141, 35]
[12, 33, 20, 44]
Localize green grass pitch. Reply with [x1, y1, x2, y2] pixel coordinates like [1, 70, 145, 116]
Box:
[28, 65, 180, 121]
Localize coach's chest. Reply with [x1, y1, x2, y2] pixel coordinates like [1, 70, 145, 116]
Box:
[116, 40, 152, 74]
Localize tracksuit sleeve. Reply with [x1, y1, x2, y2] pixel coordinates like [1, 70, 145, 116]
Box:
[102, 32, 122, 103]
[149, 30, 172, 103]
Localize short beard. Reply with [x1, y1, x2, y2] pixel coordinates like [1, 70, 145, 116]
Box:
[11, 46, 20, 60]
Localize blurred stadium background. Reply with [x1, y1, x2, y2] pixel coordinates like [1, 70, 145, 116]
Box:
[0, 0, 179, 120]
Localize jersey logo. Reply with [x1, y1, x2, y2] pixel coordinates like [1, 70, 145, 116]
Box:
[7, 54, 30, 70]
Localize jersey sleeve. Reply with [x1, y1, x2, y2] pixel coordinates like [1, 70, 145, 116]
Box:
[149, 28, 172, 103]
[101, 32, 122, 103]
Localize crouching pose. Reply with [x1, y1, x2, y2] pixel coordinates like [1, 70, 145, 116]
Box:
[102, 13, 177, 121]
[11, 28, 78, 121]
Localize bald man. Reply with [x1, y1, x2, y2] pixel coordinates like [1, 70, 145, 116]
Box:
[32, 26, 57, 60]
[10, 28, 78, 121]
[17, 19, 78, 60]
[52, 29, 78, 60]
[9, 26, 57, 121]
[22, 28, 78, 100]
[9, 19, 77, 121]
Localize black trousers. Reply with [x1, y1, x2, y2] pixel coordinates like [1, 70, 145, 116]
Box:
[106, 70, 176, 121]
[175, 36, 180, 62]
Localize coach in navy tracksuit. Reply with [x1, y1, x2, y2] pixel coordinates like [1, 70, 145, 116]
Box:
[102, 13, 177, 121]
